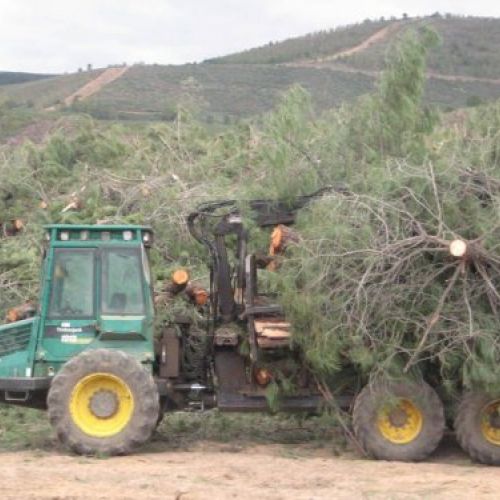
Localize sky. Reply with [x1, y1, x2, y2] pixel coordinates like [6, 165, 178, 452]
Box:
[1, 0, 499, 73]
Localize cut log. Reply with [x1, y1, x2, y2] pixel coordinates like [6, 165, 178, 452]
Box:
[256, 336, 291, 348]
[254, 320, 291, 336]
[164, 269, 190, 296]
[62, 189, 86, 213]
[172, 269, 190, 286]
[269, 224, 300, 256]
[6, 302, 36, 323]
[185, 283, 209, 306]
[61, 196, 83, 213]
[267, 224, 300, 270]
[1, 219, 24, 237]
[154, 270, 190, 306]
[254, 252, 275, 269]
[449, 239, 468, 258]
[254, 318, 291, 349]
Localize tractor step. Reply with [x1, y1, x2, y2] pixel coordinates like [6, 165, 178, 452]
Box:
[217, 392, 323, 412]
[0, 377, 52, 409]
[0, 377, 51, 391]
[4, 391, 29, 402]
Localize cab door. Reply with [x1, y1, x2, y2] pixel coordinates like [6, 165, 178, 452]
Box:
[41, 248, 99, 359]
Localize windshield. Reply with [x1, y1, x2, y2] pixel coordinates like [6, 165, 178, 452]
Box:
[48, 249, 95, 318]
[101, 248, 145, 315]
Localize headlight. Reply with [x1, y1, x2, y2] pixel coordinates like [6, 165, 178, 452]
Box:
[142, 232, 153, 245]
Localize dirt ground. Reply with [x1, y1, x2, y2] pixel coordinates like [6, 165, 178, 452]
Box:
[1, 439, 499, 500]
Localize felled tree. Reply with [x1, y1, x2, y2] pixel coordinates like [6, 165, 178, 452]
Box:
[279, 142, 500, 397]
[275, 28, 500, 401]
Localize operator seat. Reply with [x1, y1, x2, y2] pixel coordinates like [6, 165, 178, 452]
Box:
[109, 293, 127, 312]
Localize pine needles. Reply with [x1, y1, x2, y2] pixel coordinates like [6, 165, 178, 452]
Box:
[279, 160, 500, 395]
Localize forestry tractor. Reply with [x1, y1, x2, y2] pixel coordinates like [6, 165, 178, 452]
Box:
[0, 192, 499, 464]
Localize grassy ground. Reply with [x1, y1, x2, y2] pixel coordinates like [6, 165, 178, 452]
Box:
[0, 406, 53, 451]
[0, 404, 343, 454]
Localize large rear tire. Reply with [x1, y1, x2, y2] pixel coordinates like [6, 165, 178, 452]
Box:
[47, 349, 159, 455]
[455, 391, 500, 465]
[353, 380, 445, 461]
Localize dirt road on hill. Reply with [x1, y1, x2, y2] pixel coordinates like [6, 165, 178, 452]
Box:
[1, 441, 499, 499]
[314, 22, 401, 63]
[63, 66, 129, 106]
[286, 21, 500, 86]
[286, 22, 402, 67]
[45, 66, 129, 110]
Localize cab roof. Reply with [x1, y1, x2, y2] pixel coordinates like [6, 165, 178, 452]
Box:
[44, 224, 152, 231]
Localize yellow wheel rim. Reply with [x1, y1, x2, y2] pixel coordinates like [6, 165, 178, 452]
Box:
[69, 373, 134, 438]
[481, 399, 500, 446]
[377, 398, 423, 444]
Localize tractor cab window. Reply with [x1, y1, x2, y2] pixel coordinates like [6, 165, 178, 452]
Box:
[48, 249, 95, 318]
[102, 248, 145, 315]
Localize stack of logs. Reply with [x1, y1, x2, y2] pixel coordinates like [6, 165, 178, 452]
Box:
[155, 269, 209, 308]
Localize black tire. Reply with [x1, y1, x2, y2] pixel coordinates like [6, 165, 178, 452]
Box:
[156, 409, 164, 427]
[353, 380, 445, 461]
[455, 391, 500, 465]
[156, 397, 168, 428]
[47, 349, 159, 455]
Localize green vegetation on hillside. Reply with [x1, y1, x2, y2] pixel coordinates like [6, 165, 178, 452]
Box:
[206, 18, 392, 64]
[81, 64, 375, 121]
[0, 69, 104, 110]
[0, 102, 38, 141]
[210, 14, 500, 80]
[0, 72, 54, 86]
[337, 15, 500, 79]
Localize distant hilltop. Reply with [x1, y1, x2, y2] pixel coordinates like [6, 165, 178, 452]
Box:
[1, 14, 500, 122]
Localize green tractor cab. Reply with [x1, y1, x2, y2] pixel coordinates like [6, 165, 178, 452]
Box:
[0, 225, 156, 407]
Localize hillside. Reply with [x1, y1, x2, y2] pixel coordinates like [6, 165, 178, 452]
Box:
[0, 70, 104, 108]
[72, 64, 375, 121]
[206, 18, 393, 65]
[1, 14, 500, 125]
[331, 16, 500, 80]
[208, 15, 500, 79]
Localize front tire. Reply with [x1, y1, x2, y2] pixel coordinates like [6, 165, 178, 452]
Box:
[47, 349, 159, 455]
[455, 391, 500, 465]
[353, 380, 445, 461]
